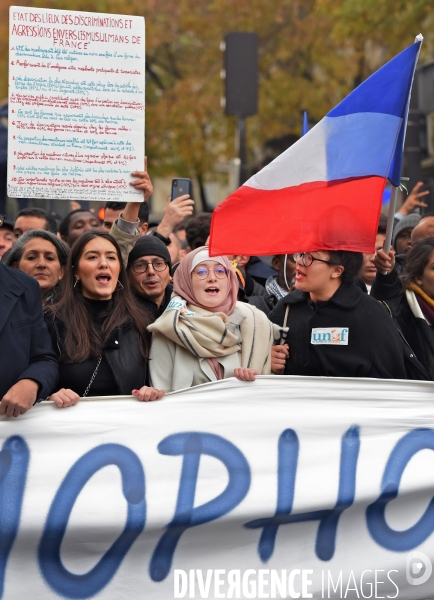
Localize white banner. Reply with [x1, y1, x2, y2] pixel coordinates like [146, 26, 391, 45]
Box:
[8, 6, 145, 201]
[1, 375, 434, 599]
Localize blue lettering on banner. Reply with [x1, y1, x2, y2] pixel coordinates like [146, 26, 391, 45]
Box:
[38, 444, 145, 599]
[0, 436, 29, 599]
[149, 432, 251, 582]
[366, 428, 434, 551]
[5, 426, 434, 595]
[245, 426, 360, 562]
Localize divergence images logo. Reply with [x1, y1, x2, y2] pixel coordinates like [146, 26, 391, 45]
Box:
[406, 551, 432, 586]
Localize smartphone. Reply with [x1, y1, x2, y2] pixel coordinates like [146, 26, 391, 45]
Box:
[171, 178, 191, 201]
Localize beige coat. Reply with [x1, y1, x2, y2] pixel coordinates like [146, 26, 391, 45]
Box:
[149, 301, 280, 392]
[149, 333, 241, 391]
[110, 219, 138, 266]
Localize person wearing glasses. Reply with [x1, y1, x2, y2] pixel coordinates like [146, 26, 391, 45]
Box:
[269, 250, 428, 380]
[139, 246, 278, 394]
[127, 236, 173, 319]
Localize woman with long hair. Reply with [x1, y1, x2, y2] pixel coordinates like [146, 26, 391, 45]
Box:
[2, 229, 69, 305]
[372, 238, 434, 380]
[142, 246, 279, 393]
[45, 230, 163, 407]
[269, 249, 428, 379]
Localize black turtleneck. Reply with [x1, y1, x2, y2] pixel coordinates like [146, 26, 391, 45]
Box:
[82, 297, 113, 324]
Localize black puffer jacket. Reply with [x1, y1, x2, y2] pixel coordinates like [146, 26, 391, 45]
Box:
[268, 281, 428, 380]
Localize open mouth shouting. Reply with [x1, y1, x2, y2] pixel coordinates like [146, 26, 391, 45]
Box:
[295, 268, 306, 281]
[95, 272, 112, 286]
[205, 285, 220, 296]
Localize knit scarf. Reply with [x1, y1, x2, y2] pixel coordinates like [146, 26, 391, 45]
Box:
[407, 282, 434, 325]
[265, 275, 288, 300]
[148, 295, 279, 376]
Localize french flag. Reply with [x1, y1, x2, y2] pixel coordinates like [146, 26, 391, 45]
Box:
[210, 38, 422, 256]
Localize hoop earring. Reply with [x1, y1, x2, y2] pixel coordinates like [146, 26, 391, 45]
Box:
[74, 278, 80, 288]
[115, 280, 124, 292]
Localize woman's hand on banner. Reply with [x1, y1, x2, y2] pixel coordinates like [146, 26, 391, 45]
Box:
[133, 387, 165, 402]
[50, 389, 80, 408]
[234, 368, 259, 382]
[271, 344, 289, 374]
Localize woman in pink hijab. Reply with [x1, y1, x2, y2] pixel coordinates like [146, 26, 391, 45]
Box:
[142, 246, 278, 394]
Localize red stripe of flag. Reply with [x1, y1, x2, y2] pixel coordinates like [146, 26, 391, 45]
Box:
[209, 176, 385, 256]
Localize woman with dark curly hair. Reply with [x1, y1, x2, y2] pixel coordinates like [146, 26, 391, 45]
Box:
[45, 230, 163, 407]
[269, 249, 427, 380]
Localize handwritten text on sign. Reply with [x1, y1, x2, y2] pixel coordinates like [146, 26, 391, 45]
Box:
[8, 7, 145, 201]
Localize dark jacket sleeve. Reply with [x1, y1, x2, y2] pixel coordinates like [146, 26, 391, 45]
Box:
[17, 287, 59, 399]
[371, 255, 406, 300]
[371, 269, 403, 300]
[268, 297, 288, 326]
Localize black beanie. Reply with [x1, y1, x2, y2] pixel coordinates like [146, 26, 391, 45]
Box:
[128, 235, 172, 268]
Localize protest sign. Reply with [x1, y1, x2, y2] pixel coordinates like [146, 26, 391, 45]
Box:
[7, 6, 145, 202]
[1, 375, 434, 599]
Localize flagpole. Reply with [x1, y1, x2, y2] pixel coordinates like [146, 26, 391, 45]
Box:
[381, 34, 423, 272]
[383, 185, 399, 255]
[382, 177, 409, 274]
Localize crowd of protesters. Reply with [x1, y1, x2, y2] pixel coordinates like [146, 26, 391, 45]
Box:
[1, 166, 433, 418]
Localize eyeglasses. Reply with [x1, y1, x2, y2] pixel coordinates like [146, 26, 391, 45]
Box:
[192, 266, 228, 279]
[0, 215, 5, 227]
[132, 259, 168, 274]
[294, 252, 333, 267]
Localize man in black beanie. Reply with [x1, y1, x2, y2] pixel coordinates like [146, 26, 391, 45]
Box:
[128, 236, 172, 319]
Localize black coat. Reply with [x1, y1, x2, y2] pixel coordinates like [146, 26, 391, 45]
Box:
[371, 272, 434, 380]
[46, 301, 149, 396]
[268, 281, 427, 380]
[0, 262, 58, 400]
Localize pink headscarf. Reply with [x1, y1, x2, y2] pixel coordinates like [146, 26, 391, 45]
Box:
[173, 246, 239, 315]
